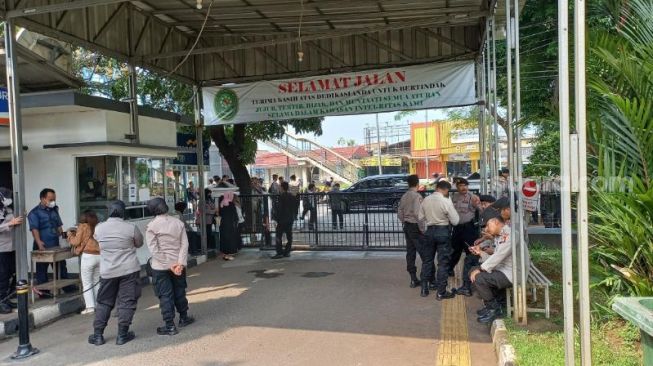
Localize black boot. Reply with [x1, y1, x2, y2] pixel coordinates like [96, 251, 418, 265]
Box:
[420, 281, 429, 297]
[436, 290, 456, 301]
[453, 286, 472, 297]
[478, 300, 504, 324]
[409, 273, 420, 288]
[116, 326, 135, 345]
[178, 313, 195, 328]
[157, 322, 179, 336]
[88, 329, 106, 346]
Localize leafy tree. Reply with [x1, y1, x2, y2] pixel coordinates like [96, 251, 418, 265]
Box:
[337, 137, 356, 147]
[208, 119, 323, 195]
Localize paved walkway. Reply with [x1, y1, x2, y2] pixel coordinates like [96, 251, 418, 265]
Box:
[0, 250, 495, 366]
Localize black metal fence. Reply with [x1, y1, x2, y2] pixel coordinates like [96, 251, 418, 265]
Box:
[230, 190, 473, 250]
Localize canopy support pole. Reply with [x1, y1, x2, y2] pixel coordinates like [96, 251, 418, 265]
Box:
[4, 19, 40, 360]
[194, 86, 208, 255]
[574, 0, 592, 363]
[558, 0, 576, 364]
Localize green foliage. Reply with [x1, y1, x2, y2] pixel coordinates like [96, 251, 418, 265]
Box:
[523, 128, 560, 177]
[588, 0, 653, 187]
[72, 49, 194, 116]
[590, 187, 653, 298]
[508, 320, 641, 366]
[587, 0, 653, 316]
[337, 137, 356, 147]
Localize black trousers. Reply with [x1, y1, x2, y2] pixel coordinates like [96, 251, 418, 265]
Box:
[420, 226, 452, 293]
[275, 221, 293, 255]
[331, 209, 344, 229]
[451, 222, 481, 287]
[302, 206, 317, 229]
[473, 270, 512, 304]
[402, 223, 421, 276]
[152, 268, 189, 325]
[94, 271, 141, 331]
[0, 251, 16, 302]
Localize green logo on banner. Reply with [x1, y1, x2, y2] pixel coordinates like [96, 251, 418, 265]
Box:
[214, 88, 238, 121]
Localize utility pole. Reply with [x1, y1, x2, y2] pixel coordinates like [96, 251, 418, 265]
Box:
[375, 113, 382, 175]
[424, 110, 430, 178]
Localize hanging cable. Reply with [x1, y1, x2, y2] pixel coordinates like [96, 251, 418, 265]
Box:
[167, 0, 215, 76]
[297, 0, 305, 62]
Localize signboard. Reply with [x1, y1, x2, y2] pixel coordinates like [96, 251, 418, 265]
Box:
[128, 183, 137, 203]
[172, 133, 210, 166]
[359, 156, 402, 167]
[203, 61, 476, 125]
[451, 129, 480, 144]
[521, 179, 539, 212]
[448, 153, 471, 162]
[0, 87, 9, 126]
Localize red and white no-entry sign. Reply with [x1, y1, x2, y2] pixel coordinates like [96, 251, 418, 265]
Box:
[521, 180, 539, 212]
[522, 180, 538, 197]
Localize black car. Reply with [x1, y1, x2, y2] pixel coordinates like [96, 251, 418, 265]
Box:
[340, 174, 409, 212]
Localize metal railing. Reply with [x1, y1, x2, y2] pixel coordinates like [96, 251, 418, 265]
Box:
[266, 134, 362, 184]
[231, 190, 476, 250]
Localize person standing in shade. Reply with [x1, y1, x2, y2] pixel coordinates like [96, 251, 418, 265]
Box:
[301, 183, 318, 230]
[397, 175, 425, 289]
[418, 180, 459, 300]
[146, 198, 195, 336]
[88, 201, 144, 346]
[449, 178, 481, 296]
[0, 188, 21, 313]
[28, 188, 73, 291]
[328, 183, 345, 230]
[288, 175, 301, 220]
[218, 191, 239, 261]
[495, 168, 510, 198]
[67, 210, 101, 315]
[271, 182, 295, 259]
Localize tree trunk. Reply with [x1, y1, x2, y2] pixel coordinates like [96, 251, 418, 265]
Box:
[208, 125, 252, 196]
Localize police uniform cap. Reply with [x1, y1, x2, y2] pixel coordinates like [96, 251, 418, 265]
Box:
[479, 195, 496, 203]
[491, 197, 511, 210]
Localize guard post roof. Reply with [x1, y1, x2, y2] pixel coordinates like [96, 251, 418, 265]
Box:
[2, 0, 514, 86]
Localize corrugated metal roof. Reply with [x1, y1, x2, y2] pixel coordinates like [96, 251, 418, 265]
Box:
[5, 0, 512, 85]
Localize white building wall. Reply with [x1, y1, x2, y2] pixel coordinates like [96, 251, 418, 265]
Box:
[0, 107, 178, 273]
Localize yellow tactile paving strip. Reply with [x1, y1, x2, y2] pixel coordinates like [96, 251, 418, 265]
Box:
[436, 264, 471, 366]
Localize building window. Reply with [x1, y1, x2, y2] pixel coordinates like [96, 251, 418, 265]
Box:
[77, 155, 167, 221]
[77, 156, 119, 220]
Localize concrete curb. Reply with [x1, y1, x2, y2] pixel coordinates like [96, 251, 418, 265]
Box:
[491, 319, 517, 366]
[0, 248, 224, 340]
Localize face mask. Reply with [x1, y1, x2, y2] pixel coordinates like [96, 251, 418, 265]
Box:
[48, 201, 56, 208]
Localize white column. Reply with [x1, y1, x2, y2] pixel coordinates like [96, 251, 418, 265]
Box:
[574, 0, 592, 363]
[558, 0, 576, 364]
[514, 0, 529, 325]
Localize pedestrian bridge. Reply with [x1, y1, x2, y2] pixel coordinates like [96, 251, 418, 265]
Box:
[0, 250, 496, 366]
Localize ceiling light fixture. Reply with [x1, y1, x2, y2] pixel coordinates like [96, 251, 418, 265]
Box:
[297, 0, 305, 62]
[196, 0, 203, 10]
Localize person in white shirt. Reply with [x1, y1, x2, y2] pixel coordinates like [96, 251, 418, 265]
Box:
[418, 180, 459, 300]
[469, 216, 529, 324]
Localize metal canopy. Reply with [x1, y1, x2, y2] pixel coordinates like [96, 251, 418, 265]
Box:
[3, 0, 508, 86]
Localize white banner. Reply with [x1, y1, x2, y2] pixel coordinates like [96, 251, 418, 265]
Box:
[202, 61, 476, 125]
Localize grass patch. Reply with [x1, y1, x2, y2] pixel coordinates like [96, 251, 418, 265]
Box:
[506, 244, 642, 365]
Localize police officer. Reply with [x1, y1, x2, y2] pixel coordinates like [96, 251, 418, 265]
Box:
[397, 174, 424, 288]
[450, 178, 481, 296]
[418, 180, 459, 300]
